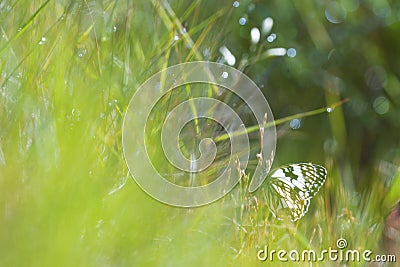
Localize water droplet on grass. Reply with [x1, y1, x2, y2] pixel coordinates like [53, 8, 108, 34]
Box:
[38, 37, 46, 45]
[325, 2, 347, 24]
[289, 119, 301, 129]
[72, 108, 81, 118]
[373, 96, 389, 115]
[265, 48, 286, 57]
[262, 17, 273, 35]
[219, 46, 236, 66]
[287, 48, 297, 58]
[251, 27, 260, 44]
[239, 17, 247, 26]
[77, 48, 87, 58]
[267, 33, 276, 43]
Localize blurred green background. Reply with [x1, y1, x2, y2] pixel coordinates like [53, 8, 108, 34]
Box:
[1, 0, 400, 266]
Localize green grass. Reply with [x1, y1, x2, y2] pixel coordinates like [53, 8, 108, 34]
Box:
[1, 0, 399, 266]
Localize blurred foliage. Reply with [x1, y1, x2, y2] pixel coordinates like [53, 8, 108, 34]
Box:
[0, 0, 400, 266]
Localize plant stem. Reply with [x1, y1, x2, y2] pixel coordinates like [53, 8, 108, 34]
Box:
[214, 98, 349, 142]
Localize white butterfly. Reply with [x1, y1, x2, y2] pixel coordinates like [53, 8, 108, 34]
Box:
[262, 163, 327, 221]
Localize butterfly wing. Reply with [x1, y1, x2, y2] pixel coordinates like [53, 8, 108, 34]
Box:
[267, 163, 327, 221]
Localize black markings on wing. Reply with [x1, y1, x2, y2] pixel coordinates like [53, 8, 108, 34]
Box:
[268, 163, 327, 221]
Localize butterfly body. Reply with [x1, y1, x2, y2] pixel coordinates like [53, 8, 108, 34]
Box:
[263, 163, 327, 222]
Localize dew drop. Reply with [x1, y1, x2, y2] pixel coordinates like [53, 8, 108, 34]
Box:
[287, 48, 297, 58]
[77, 48, 87, 58]
[325, 2, 347, 24]
[289, 119, 301, 130]
[251, 27, 261, 44]
[373, 96, 389, 115]
[221, 71, 229, 79]
[72, 108, 80, 117]
[239, 17, 247, 26]
[262, 17, 274, 35]
[219, 46, 236, 66]
[265, 48, 286, 57]
[267, 33, 276, 43]
[233, 1, 240, 8]
[38, 37, 46, 45]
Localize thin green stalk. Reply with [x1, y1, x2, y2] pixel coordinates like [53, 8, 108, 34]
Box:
[214, 98, 349, 142]
[0, 0, 50, 57]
